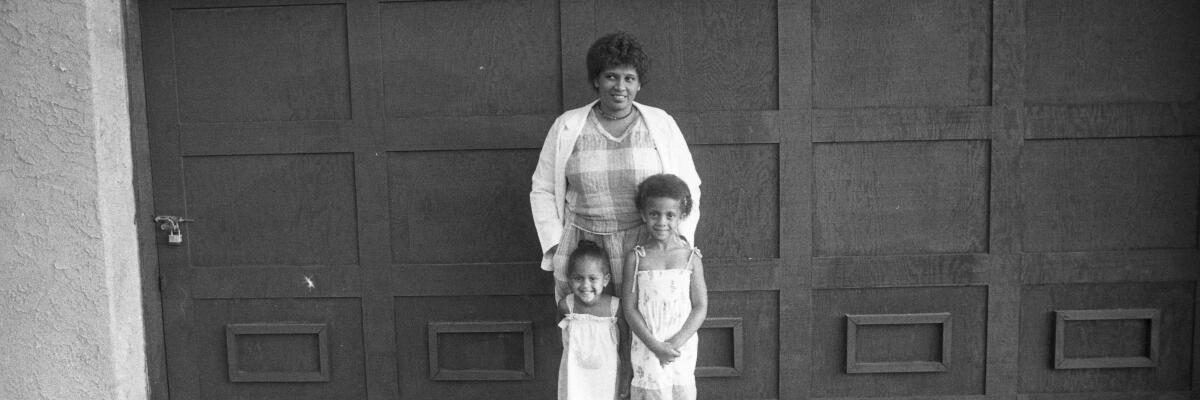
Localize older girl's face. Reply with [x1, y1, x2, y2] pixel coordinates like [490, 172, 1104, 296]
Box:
[593, 65, 640, 114]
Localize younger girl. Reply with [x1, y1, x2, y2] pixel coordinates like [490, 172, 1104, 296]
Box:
[622, 174, 708, 400]
[558, 240, 630, 400]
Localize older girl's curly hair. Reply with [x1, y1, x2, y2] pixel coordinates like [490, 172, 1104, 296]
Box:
[635, 174, 693, 216]
[586, 31, 650, 89]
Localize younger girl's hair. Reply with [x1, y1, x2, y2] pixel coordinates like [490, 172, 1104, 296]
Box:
[567, 240, 610, 275]
[635, 174, 693, 216]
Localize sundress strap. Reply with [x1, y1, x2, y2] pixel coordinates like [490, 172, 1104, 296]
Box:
[632, 246, 645, 292]
[609, 297, 620, 317]
[685, 247, 703, 271]
[566, 295, 575, 313]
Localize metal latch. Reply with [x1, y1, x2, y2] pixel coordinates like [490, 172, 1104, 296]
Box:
[154, 215, 194, 245]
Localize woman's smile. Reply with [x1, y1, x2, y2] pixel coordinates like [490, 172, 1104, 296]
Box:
[594, 65, 640, 114]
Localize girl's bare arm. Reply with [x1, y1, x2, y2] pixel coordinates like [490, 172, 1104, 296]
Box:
[666, 256, 708, 349]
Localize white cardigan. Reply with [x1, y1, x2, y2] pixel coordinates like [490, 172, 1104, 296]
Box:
[530, 100, 702, 272]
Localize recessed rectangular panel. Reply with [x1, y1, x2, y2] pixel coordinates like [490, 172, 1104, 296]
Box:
[226, 323, 330, 382]
[427, 321, 534, 381]
[594, 0, 779, 112]
[1020, 138, 1199, 252]
[193, 298, 364, 399]
[394, 296, 558, 398]
[173, 5, 350, 122]
[1019, 282, 1193, 393]
[846, 313, 951, 373]
[183, 154, 358, 266]
[1055, 309, 1159, 369]
[812, 0, 990, 108]
[1026, 0, 1200, 104]
[814, 140, 989, 256]
[813, 286, 986, 397]
[691, 144, 779, 259]
[380, 0, 559, 117]
[388, 150, 540, 264]
[697, 291, 779, 400]
[696, 317, 744, 377]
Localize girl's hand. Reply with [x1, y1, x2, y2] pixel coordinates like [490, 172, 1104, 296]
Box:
[649, 340, 680, 364]
[664, 336, 688, 352]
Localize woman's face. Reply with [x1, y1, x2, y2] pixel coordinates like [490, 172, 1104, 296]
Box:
[593, 65, 640, 114]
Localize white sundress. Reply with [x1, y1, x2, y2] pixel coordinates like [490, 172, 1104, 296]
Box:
[629, 246, 701, 400]
[558, 296, 621, 400]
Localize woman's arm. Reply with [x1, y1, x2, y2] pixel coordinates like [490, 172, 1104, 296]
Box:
[558, 297, 571, 318]
[621, 250, 680, 363]
[665, 255, 708, 349]
[530, 118, 564, 259]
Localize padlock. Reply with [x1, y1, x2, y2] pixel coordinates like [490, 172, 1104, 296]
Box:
[168, 228, 183, 245]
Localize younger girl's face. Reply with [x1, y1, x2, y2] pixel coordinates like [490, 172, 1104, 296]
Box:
[640, 196, 685, 242]
[569, 257, 610, 305]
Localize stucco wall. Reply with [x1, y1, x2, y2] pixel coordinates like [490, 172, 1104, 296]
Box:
[0, 0, 147, 398]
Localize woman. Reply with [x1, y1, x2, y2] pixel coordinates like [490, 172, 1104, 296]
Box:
[531, 32, 701, 302]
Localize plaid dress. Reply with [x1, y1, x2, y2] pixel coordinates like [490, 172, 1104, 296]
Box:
[553, 109, 662, 301]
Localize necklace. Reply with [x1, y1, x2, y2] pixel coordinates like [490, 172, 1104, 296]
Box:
[596, 105, 634, 120]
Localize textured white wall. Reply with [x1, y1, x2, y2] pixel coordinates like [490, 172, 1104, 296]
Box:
[0, 0, 147, 398]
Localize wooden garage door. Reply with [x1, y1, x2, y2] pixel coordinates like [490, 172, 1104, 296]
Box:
[138, 0, 1199, 399]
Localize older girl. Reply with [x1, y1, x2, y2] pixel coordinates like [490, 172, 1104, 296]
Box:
[623, 174, 707, 400]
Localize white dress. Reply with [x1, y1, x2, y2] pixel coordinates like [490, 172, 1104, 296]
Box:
[558, 295, 621, 400]
[629, 246, 700, 400]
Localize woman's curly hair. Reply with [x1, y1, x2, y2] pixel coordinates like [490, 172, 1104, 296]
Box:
[586, 31, 650, 89]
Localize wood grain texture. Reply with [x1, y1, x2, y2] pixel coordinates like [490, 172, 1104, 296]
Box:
[426, 321, 534, 381]
[1020, 392, 1195, 400]
[190, 298, 365, 399]
[172, 5, 351, 122]
[387, 150, 541, 264]
[813, 254, 994, 288]
[696, 317, 745, 377]
[697, 291, 779, 399]
[778, 0, 812, 110]
[384, 114, 556, 151]
[812, 286, 987, 397]
[691, 144, 780, 259]
[812, 0, 991, 108]
[380, 0, 560, 117]
[1020, 250, 1200, 285]
[594, 0, 779, 112]
[393, 295, 558, 399]
[845, 312, 951, 374]
[179, 121, 364, 156]
[814, 140, 990, 256]
[813, 107, 993, 143]
[188, 265, 361, 299]
[225, 323, 330, 382]
[1018, 282, 1194, 393]
[182, 153, 359, 267]
[1020, 137, 1200, 252]
[1025, 0, 1200, 104]
[1054, 309, 1159, 369]
[559, 0, 595, 109]
[1027, 103, 1200, 140]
